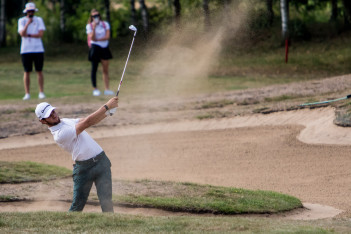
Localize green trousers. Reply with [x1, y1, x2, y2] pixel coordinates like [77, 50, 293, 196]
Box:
[69, 151, 114, 212]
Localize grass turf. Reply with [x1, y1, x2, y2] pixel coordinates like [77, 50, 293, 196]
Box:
[1, 33, 351, 102]
[0, 211, 349, 233]
[0, 161, 71, 183]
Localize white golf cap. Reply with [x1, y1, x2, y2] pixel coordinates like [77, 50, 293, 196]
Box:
[23, 2, 38, 13]
[35, 102, 55, 120]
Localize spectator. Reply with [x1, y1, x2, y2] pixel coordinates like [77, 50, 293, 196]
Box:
[18, 2, 46, 100]
[86, 9, 114, 96]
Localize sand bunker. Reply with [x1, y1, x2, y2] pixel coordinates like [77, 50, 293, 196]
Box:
[0, 106, 347, 150]
[0, 107, 349, 219]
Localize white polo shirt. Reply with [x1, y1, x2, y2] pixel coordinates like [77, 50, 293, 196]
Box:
[86, 21, 110, 48]
[49, 118, 103, 162]
[18, 16, 46, 54]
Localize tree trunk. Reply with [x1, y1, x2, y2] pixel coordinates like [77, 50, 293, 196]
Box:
[173, 0, 181, 29]
[51, 0, 56, 13]
[330, 0, 338, 22]
[104, 0, 111, 36]
[139, 0, 149, 33]
[131, 0, 137, 26]
[203, 0, 211, 30]
[22, 0, 26, 11]
[60, 0, 65, 33]
[280, 0, 289, 40]
[342, 0, 351, 29]
[0, 0, 5, 47]
[223, 0, 232, 22]
[224, 0, 232, 10]
[266, 0, 274, 26]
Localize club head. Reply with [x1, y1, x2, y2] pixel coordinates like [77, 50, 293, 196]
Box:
[129, 25, 137, 32]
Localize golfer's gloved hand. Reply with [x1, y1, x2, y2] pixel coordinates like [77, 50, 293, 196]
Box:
[105, 97, 118, 116]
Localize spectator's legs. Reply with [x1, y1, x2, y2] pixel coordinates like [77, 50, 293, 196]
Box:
[34, 53, 45, 95]
[91, 61, 99, 89]
[23, 72, 30, 94]
[37, 71, 44, 93]
[101, 59, 110, 90]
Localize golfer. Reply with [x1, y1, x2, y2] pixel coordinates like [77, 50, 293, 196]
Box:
[18, 2, 46, 100]
[35, 97, 118, 212]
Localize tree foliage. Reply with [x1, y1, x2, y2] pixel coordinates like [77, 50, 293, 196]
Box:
[1, 0, 351, 47]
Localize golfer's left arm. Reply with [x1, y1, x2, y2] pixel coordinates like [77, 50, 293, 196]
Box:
[75, 97, 118, 135]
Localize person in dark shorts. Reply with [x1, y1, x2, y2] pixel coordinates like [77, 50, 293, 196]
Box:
[18, 2, 46, 100]
[35, 96, 119, 212]
[86, 9, 114, 96]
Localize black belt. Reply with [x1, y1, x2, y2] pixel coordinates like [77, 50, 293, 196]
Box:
[75, 151, 105, 165]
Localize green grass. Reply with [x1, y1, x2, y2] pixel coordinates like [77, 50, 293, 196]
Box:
[0, 195, 21, 202]
[0, 161, 71, 183]
[200, 100, 234, 109]
[1, 34, 351, 103]
[196, 114, 215, 120]
[264, 95, 295, 102]
[0, 212, 350, 233]
[113, 181, 302, 214]
[0, 161, 301, 215]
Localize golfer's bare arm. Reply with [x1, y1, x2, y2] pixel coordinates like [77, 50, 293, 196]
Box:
[75, 97, 118, 136]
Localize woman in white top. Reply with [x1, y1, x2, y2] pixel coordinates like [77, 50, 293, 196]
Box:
[86, 9, 114, 96]
[18, 2, 46, 100]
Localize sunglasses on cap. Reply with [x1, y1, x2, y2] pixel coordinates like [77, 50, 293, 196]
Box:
[92, 14, 100, 18]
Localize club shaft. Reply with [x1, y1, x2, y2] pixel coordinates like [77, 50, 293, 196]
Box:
[116, 33, 136, 97]
[300, 96, 349, 106]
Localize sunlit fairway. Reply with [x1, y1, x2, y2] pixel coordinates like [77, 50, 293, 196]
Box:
[1, 34, 351, 103]
[0, 161, 71, 183]
[1, 212, 351, 233]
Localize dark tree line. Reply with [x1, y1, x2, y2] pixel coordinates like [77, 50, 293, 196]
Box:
[0, 0, 5, 47]
[2, 0, 351, 47]
[131, 0, 148, 33]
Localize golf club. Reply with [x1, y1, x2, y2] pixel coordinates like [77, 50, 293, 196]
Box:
[109, 25, 137, 116]
[300, 94, 351, 107]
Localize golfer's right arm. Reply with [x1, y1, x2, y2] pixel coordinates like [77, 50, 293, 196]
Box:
[75, 97, 118, 135]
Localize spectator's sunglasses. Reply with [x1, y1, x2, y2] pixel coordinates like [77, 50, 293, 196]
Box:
[91, 14, 100, 18]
